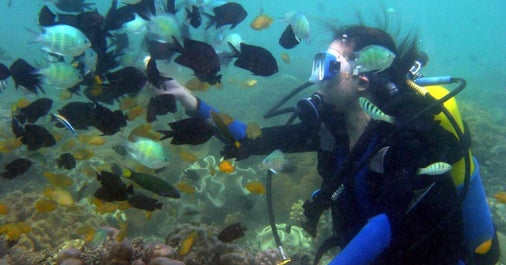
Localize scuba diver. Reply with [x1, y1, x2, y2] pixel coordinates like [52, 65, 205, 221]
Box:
[154, 24, 500, 265]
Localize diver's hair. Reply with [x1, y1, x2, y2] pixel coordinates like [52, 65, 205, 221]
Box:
[330, 24, 420, 106]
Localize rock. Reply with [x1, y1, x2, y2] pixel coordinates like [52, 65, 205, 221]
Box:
[148, 257, 185, 265]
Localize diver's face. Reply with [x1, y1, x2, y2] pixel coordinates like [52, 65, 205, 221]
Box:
[317, 40, 360, 112]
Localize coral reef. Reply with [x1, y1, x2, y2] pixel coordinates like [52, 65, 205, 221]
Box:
[255, 223, 313, 255]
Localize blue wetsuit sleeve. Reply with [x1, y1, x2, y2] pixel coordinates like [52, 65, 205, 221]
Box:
[190, 97, 248, 141]
[329, 213, 391, 265]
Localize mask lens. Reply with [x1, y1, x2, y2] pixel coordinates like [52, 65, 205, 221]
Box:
[309, 52, 340, 83]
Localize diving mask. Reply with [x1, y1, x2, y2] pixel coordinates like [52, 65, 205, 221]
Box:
[309, 52, 341, 83]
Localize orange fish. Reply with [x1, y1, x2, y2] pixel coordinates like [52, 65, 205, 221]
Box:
[218, 160, 235, 174]
[250, 14, 273, 30]
[176, 181, 196, 195]
[185, 77, 210, 91]
[0, 221, 31, 242]
[246, 122, 262, 139]
[43, 187, 74, 207]
[178, 231, 198, 256]
[0, 202, 9, 215]
[87, 135, 107, 145]
[77, 225, 97, 243]
[494, 192, 506, 203]
[43, 171, 74, 188]
[34, 199, 58, 213]
[280, 53, 290, 64]
[245, 181, 266, 195]
[0, 137, 23, 153]
[179, 151, 199, 162]
[127, 105, 145, 121]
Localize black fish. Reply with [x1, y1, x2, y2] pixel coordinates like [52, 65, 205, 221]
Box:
[172, 37, 221, 85]
[9, 59, 44, 94]
[1, 158, 32, 179]
[166, 0, 176, 14]
[157, 117, 214, 145]
[94, 171, 134, 202]
[14, 98, 53, 124]
[147, 40, 176, 60]
[0, 63, 11, 90]
[146, 58, 173, 88]
[84, 67, 147, 104]
[55, 153, 76, 170]
[58, 102, 95, 130]
[105, 0, 154, 31]
[146, 94, 177, 123]
[217, 222, 247, 242]
[21, 124, 56, 151]
[91, 103, 127, 135]
[128, 193, 163, 211]
[11, 117, 24, 138]
[186, 5, 201, 28]
[51, 0, 94, 13]
[205, 2, 247, 29]
[279, 24, 300, 49]
[38, 5, 57, 26]
[229, 42, 278, 76]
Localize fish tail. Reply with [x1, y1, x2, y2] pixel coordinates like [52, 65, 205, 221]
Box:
[203, 13, 215, 29]
[25, 27, 42, 44]
[227, 42, 241, 57]
[156, 130, 175, 140]
[170, 36, 184, 53]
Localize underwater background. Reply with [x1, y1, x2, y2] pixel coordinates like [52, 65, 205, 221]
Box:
[0, 0, 505, 264]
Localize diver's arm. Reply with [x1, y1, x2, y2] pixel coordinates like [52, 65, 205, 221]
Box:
[157, 79, 198, 112]
[329, 213, 391, 265]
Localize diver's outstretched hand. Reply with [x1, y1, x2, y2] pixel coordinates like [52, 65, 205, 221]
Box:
[147, 79, 198, 113]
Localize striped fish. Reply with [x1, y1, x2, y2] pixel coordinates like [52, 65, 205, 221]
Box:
[358, 97, 395, 124]
[39, 62, 83, 89]
[35, 25, 91, 57]
[52, 113, 78, 137]
[417, 162, 452, 175]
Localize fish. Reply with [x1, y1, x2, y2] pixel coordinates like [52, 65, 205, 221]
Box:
[42, 186, 74, 206]
[127, 193, 163, 211]
[84, 67, 147, 104]
[32, 24, 91, 57]
[20, 124, 57, 151]
[250, 13, 273, 31]
[0, 221, 31, 246]
[185, 77, 210, 91]
[57, 102, 95, 130]
[218, 159, 235, 174]
[228, 42, 278, 76]
[171, 37, 221, 85]
[417, 162, 452, 176]
[245, 181, 266, 195]
[204, 2, 247, 30]
[157, 117, 215, 145]
[286, 11, 310, 44]
[217, 222, 247, 243]
[0, 138, 23, 153]
[280, 53, 290, 64]
[184, 170, 200, 182]
[178, 230, 197, 255]
[186, 5, 202, 28]
[43, 171, 73, 188]
[113, 13, 147, 35]
[123, 168, 181, 198]
[146, 40, 176, 60]
[9, 59, 44, 94]
[1, 158, 32, 179]
[51, 113, 78, 137]
[39, 62, 83, 89]
[146, 94, 177, 123]
[262, 149, 288, 173]
[13, 98, 53, 124]
[94, 171, 134, 202]
[176, 181, 195, 195]
[78, 48, 98, 76]
[353, 45, 396, 73]
[246, 122, 262, 139]
[46, 0, 95, 13]
[38, 5, 57, 27]
[494, 192, 506, 203]
[126, 136, 169, 169]
[279, 24, 300, 49]
[0, 63, 11, 90]
[55, 153, 76, 170]
[0, 202, 9, 215]
[146, 57, 173, 89]
[146, 14, 181, 43]
[242, 79, 258, 88]
[90, 104, 127, 136]
[210, 111, 239, 146]
[358, 97, 395, 124]
[34, 199, 58, 213]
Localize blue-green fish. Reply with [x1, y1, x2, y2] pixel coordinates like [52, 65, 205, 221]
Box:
[146, 14, 181, 43]
[417, 162, 452, 175]
[262, 149, 288, 173]
[126, 136, 169, 169]
[39, 62, 83, 89]
[123, 168, 180, 198]
[358, 97, 395, 124]
[353, 45, 396, 73]
[33, 24, 91, 57]
[285, 11, 310, 44]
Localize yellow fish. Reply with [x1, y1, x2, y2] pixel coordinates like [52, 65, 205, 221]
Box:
[245, 181, 266, 195]
[178, 231, 198, 256]
[250, 13, 273, 30]
[43, 186, 74, 206]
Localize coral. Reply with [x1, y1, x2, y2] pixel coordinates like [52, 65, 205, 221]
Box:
[253, 248, 282, 265]
[256, 224, 313, 255]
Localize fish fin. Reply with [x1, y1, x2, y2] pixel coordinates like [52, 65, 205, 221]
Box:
[126, 184, 135, 195]
[203, 12, 215, 29]
[155, 202, 163, 209]
[227, 42, 241, 57]
[156, 130, 174, 141]
[170, 36, 184, 53]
